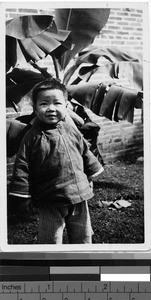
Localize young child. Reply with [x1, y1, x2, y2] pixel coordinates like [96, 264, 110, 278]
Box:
[9, 78, 103, 244]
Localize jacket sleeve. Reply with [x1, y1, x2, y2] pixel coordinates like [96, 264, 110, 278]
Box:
[81, 137, 104, 178]
[8, 135, 32, 197]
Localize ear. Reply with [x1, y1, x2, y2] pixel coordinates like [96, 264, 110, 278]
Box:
[33, 104, 37, 114]
[66, 100, 70, 108]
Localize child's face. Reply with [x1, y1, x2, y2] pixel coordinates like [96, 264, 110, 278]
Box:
[35, 89, 67, 125]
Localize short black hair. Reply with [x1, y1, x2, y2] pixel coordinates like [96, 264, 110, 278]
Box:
[32, 78, 68, 105]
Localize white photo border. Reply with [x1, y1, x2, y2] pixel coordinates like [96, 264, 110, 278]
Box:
[0, 1, 151, 254]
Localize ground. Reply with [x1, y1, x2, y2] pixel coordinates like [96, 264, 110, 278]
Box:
[7, 159, 144, 245]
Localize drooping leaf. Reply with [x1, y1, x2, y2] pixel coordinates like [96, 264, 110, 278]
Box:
[64, 46, 143, 89]
[6, 36, 17, 72]
[64, 63, 98, 85]
[7, 68, 46, 84]
[114, 62, 143, 91]
[6, 15, 71, 69]
[6, 68, 45, 106]
[67, 77, 143, 124]
[67, 82, 98, 108]
[78, 45, 143, 64]
[78, 64, 114, 83]
[51, 31, 72, 59]
[77, 61, 143, 91]
[55, 8, 110, 69]
[6, 15, 56, 39]
[6, 119, 28, 157]
[63, 60, 83, 85]
[18, 29, 71, 63]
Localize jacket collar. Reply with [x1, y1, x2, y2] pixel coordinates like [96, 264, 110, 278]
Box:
[32, 117, 66, 131]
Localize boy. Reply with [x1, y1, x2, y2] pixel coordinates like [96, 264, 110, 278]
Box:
[9, 78, 103, 244]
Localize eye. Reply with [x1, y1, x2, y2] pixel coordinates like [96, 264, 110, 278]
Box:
[55, 102, 62, 105]
[40, 102, 48, 106]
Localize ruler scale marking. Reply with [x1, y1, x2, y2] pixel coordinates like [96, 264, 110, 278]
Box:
[1, 282, 151, 293]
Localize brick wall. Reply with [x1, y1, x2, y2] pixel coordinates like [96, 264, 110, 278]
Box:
[6, 7, 144, 163]
[94, 111, 143, 163]
[6, 8, 54, 20]
[93, 8, 143, 52]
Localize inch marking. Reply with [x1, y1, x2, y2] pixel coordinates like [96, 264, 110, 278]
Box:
[1, 281, 151, 299]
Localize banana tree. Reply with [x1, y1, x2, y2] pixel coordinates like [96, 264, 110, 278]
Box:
[6, 9, 110, 157]
[6, 9, 143, 158]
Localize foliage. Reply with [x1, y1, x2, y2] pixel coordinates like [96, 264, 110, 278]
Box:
[6, 9, 111, 158]
[6, 10, 143, 124]
[6, 10, 143, 170]
[64, 45, 143, 90]
[6, 15, 71, 72]
[55, 8, 110, 69]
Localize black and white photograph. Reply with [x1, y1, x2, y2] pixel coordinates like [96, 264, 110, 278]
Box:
[1, 1, 150, 251]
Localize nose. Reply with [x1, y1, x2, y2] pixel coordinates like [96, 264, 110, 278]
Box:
[47, 104, 55, 111]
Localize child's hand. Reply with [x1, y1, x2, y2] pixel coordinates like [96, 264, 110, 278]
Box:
[19, 197, 32, 213]
[89, 180, 93, 192]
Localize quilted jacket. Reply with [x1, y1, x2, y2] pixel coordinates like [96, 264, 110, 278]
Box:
[9, 118, 102, 206]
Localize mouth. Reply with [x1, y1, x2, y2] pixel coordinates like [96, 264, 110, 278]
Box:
[46, 115, 57, 118]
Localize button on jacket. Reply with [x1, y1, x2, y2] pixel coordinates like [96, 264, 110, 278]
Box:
[9, 118, 102, 206]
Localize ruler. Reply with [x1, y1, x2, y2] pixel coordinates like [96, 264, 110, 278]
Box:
[0, 281, 151, 299]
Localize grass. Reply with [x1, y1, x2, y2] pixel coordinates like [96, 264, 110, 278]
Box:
[7, 159, 144, 245]
[90, 160, 144, 244]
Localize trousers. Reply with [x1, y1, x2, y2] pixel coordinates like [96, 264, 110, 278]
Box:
[38, 200, 93, 244]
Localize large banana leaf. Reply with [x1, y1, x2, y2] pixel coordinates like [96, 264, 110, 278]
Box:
[64, 46, 143, 90]
[7, 119, 29, 157]
[6, 68, 46, 107]
[78, 45, 143, 64]
[66, 46, 143, 124]
[55, 8, 110, 69]
[74, 62, 143, 91]
[6, 15, 55, 39]
[6, 15, 71, 72]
